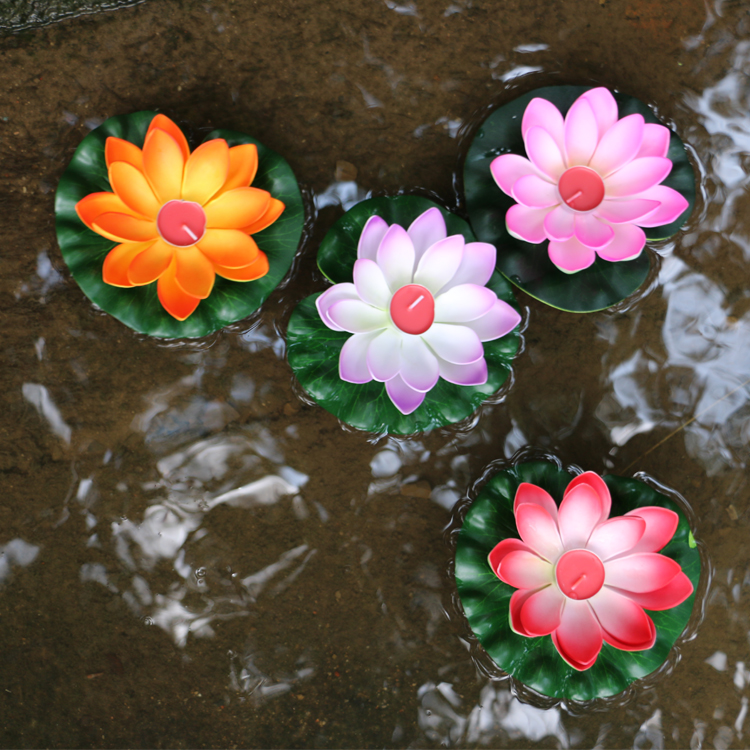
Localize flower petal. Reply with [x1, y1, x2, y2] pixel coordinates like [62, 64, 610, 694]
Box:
[558, 483, 607, 549]
[514, 483, 559, 521]
[548, 237, 596, 273]
[579, 88, 619, 143]
[127, 239, 174, 285]
[366, 329, 403, 382]
[605, 156, 672, 197]
[146, 114, 191, 163]
[377, 224, 416, 292]
[421, 323, 483, 364]
[174, 246, 215, 299]
[413, 235, 465, 295]
[515, 503, 563, 562]
[213, 252, 268, 281]
[589, 587, 656, 649]
[519, 585, 565, 636]
[543, 205, 575, 241]
[434, 284, 496, 323]
[102, 241, 156, 287]
[105, 137, 144, 171]
[316, 283, 360, 331]
[590, 114, 645, 177]
[353, 258, 391, 309]
[157, 258, 200, 321]
[604, 553, 681, 593]
[339, 331, 378, 383]
[564, 96, 598, 167]
[182, 138, 230, 205]
[385, 374, 425, 415]
[463, 300, 521, 342]
[488, 538, 535, 577]
[108, 161, 161, 219]
[143, 127, 185, 203]
[76, 192, 139, 232]
[490, 154, 545, 196]
[608, 571, 693, 611]
[358, 215, 390, 261]
[522, 97, 565, 154]
[497, 550, 554, 591]
[586, 516, 646, 561]
[328, 299, 389, 333]
[512, 174, 560, 208]
[242, 197, 285, 235]
[437, 357, 488, 386]
[439, 242, 496, 291]
[400, 336, 439, 392]
[92, 212, 158, 243]
[623, 507, 679, 555]
[552, 600, 603, 670]
[196, 228, 259, 268]
[506, 204, 550, 244]
[563, 473, 611, 523]
[636, 123, 671, 159]
[204, 187, 271, 229]
[594, 197, 661, 224]
[509, 588, 538, 636]
[631, 185, 689, 228]
[595, 224, 645, 262]
[574, 213, 615, 249]
[220, 143, 259, 194]
[525, 126, 566, 181]
[407, 207, 447, 264]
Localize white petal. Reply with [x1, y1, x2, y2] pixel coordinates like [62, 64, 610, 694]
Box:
[400, 336, 440, 392]
[357, 215, 389, 261]
[437, 357, 488, 386]
[421, 323, 484, 364]
[439, 242, 496, 291]
[339, 332, 379, 383]
[413, 235, 464, 294]
[328, 300, 389, 333]
[385, 374, 425, 415]
[353, 258, 391, 308]
[434, 284, 496, 323]
[376, 224, 416, 292]
[316, 283, 360, 331]
[407, 208, 447, 266]
[463, 299, 522, 341]
[367, 329, 403, 382]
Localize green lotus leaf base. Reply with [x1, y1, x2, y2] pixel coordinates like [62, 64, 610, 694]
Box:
[463, 86, 696, 313]
[55, 111, 304, 338]
[454, 461, 701, 701]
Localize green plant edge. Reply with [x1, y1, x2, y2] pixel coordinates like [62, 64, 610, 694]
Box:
[454, 461, 701, 701]
[54, 112, 304, 338]
[463, 85, 696, 313]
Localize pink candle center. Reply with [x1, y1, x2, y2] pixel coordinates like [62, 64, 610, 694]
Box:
[389, 284, 435, 335]
[156, 200, 207, 247]
[558, 167, 605, 212]
[555, 549, 605, 600]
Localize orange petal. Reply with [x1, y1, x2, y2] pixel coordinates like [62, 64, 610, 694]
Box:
[109, 161, 161, 219]
[127, 239, 175, 285]
[92, 212, 158, 243]
[76, 192, 137, 232]
[102, 241, 157, 287]
[242, 197, 285, 235]
[182, 139, 230, 205]
[204, 187, 271, 229]
[174, 246, 216, 299]
[214, 251, 269, 281]
[158, 258, 201, 321]
[146, 114, 191, 164]
[218, 143, 259, 194]
[105, 137, 144, 171]
[143, 128, 185, 203]
[196, 228, 259, 268]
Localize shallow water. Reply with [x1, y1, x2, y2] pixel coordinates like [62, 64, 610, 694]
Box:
[1, 0, 749, 746]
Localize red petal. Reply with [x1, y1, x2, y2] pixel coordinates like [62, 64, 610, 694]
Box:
[515, 503, 563, 563]
[604, 553, 681, 593]
[513, 482, 559, 520]
[509, 588, 537, 636]
[589, 587, 657, 649]
[552, 600, 602, 670]
[497, 549, 554, 590]
[586, 516, 646, 561]
[563, 472, 611, 524]
[558, 483, 606, 549]
[519, 586, 564, 636]
[609, 572, 694, 611]
[487, 538, 533, 578]
[624, 507, 679, 554]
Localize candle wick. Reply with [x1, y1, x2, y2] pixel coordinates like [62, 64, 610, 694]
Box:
[570, 574, 586, 591]
[566, 190, 583, 207]
[408, 295, 425, 311]
[182, 224, 198, 242]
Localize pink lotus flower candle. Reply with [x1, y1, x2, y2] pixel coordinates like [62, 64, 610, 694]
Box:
[490, 88, 689, 273]
[488, 472, 694, 671]
[316, 208, 522, 415]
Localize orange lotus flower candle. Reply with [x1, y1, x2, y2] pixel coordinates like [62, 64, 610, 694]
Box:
[75, 115, 284, 321]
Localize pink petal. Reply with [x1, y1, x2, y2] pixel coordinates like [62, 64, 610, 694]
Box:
[413, 235, 464, 294]
[574, 213, 615, 249]
[609, 571, 693, 611]
[586, 516, 646, 561]
[519, 585, 565, 636]
[636, 123, 671, 159]
[589, 114, 645, 177]
[464, 300, 521, 341]
[439, 242, 495, 291]
[564, 97, 598, 167]
[522, 97, 565, 154]
[358, 215, 390, 261]
[509, 588, 538, 636]
[547, 237, 596, 273]
[512, 174, 560, 208]
[594, 198, 661, 224]
[328, 299, 389, 333]
[632, 185, 689, 227]
[437, 357, 488, 386]
[604, 156, 672, 197]
[579, 87, 618, 143]
[558, 483, 606, 549]
[407, 207, 447, 264]
[506, 204, 551, 244]
[515, 503, 563, 562]
[514, 483, 559, 521]
[589, 587, 656, 649]
[366, 329, 403, 381]
[595, 223, 645, 262]
[434, 284, 496, 323]
[339, 332, 379, 383]
[563, 472, 612, 523]
[316, 283, 360, 331]
[604, 553, 681, 593]
[552, 600, 602, 671]
[497, 550, 554, 590]
[353, 258, 391, 308]
[490, 154, 542, 197]
[420, 323, 483, 364]
[525, 126, 566, 181]
[377, 224, 416, 292]
[623, 507, 679, 555]
[543, 205, 575, 241]
[400, 336, 439, 392]
[488, 538, 535, 577]
[385, 373, 425, 415]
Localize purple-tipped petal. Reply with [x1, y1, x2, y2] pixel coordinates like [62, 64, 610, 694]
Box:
[564, 97, 598, 167]
[522, 97, 565, 153]
[525, 126, 566, 181]
[548, 237, 597, 273]
[512, 174, 560, 208]
[594, 197, 661, 224]
[589, 114, 645, 177]
[413, 234, 464, 294]
[376, 224, 416, 292]
[543, 205, 575, 241]
[434, 284, 497, 323]
[400, 336, 440, 392]
[357, 215, 390, 261]
[437, 357, 488, 386]
[339, 332, 379, 383]
[366, 329, 403, 382]
[316, 283, 360, 331]
[605, 156, 672, 197]
[421, 323, 483, 364]
[574, 213, 615, 249]
[353, 258, 391, 309]
[595, 224, 645, 262]
[490, 154, 545, 197]
[385, 374, 425, 415]
[632, 185, 689, 227]
[439, 242, 495, 291]
[464, 299, 521, 341]
[579, 87, 619, 142]
[636, 123, 671, 159]
[328, 299, 389, 332]
[407, 207, 447, 265]
[506, 205, 551, 244]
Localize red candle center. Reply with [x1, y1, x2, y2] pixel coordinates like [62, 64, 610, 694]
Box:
[389, 284, 435, 335]
[558, 167, 605, 212]
[156, 200, 207, 247]
[555, 549, 605, 600]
